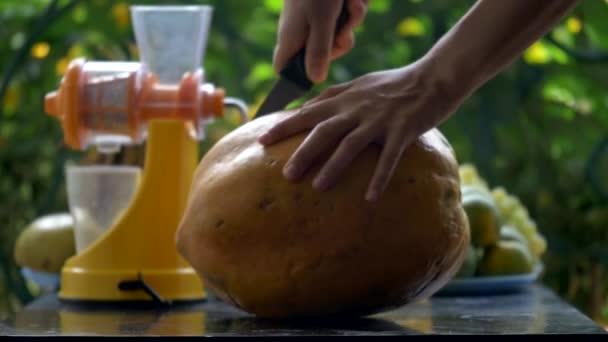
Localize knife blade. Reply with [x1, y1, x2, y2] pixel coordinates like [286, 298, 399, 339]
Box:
[253, 2, 350, 119]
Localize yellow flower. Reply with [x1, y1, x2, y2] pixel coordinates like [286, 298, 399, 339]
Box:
[55, 57, 70, 76]
[68, 44, 85, 58]
[536, 190, 552, 209]
[566, 17, 582, 34]
[31, 42, 50, 59]
[4, 85, 20, 111]
[524, 41, 551, 65]
[396, 17, 425, 37]
[112, 3, 130, 29]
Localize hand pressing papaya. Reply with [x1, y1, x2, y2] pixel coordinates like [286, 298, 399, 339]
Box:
[262, 0, 580, 202]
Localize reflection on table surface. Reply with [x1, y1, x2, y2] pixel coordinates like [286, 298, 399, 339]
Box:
[1, 285, 606, 336]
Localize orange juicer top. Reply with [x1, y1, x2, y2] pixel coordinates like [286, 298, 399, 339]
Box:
[44, 58, 226, 151]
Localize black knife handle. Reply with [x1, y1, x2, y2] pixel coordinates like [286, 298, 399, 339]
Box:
[280, 1, 350, 91]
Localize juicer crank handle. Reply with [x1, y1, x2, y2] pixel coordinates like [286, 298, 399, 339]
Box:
[224, 97, 249, 124]
[280, 1, 350, 89]
[118, 273, 173, 307]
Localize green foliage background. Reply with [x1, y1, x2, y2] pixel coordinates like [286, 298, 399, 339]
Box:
[1, 0, 607, 324]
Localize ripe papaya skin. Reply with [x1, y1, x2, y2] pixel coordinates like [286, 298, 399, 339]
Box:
[177, 112, 470, 319]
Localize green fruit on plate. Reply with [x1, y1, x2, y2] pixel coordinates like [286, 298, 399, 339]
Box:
[455, 245, 478, 278]
[462, 193, 502, 248]
[14, 213, 76, 274]
[478, 240, 535, 276]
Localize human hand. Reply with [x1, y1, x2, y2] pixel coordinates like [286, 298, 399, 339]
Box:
[273, 0, 369, 84]
[258, 59, 464, 202]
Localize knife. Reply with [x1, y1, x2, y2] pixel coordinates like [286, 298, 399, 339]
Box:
[253, 2, 350, 118]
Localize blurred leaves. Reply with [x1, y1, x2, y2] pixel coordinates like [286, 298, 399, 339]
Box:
[246, 62, 275, 89]
[582, 0, 608, 50]
[368, 0, 391, 13]
[263, 0, 282, 14]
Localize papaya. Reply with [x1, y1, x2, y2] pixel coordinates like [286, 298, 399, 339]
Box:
[177, 112, 470, 319]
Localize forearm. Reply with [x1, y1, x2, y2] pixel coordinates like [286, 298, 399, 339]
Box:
[422, 0, 579, 101]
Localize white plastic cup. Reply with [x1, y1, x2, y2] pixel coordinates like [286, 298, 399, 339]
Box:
[66, 165, 141, 253]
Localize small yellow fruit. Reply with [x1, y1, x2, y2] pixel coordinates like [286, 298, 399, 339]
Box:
[510, 212, 537, 242]
[498, 196, 521, 221]
[479, 240, 535, 276]
[511, 206, 530, 221]
[14, 213, 76, 273]
[459, 164, 489, 189]
[529, 233, 547, 259]
[491, 187, 508, 204]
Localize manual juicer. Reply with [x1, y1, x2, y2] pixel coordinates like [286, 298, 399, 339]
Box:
[44, 5, 247, 304]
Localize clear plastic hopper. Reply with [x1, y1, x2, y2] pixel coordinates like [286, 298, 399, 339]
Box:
[131, 5, 212, 84]
[44, 5, 246, 152]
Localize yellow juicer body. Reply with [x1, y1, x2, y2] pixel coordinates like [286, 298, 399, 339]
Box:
[58, 119, 205, 302]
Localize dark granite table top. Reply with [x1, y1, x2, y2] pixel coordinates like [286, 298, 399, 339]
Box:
[1, 285, 605, 336]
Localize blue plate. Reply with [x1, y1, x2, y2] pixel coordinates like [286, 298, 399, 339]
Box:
[21, 268, 61, 292]
[434, 264, 544, 297]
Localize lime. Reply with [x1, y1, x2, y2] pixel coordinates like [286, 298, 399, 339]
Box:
[478, 240, 535, 276]
[462, 193, 502, 248]
[455, 245, 478, 278]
